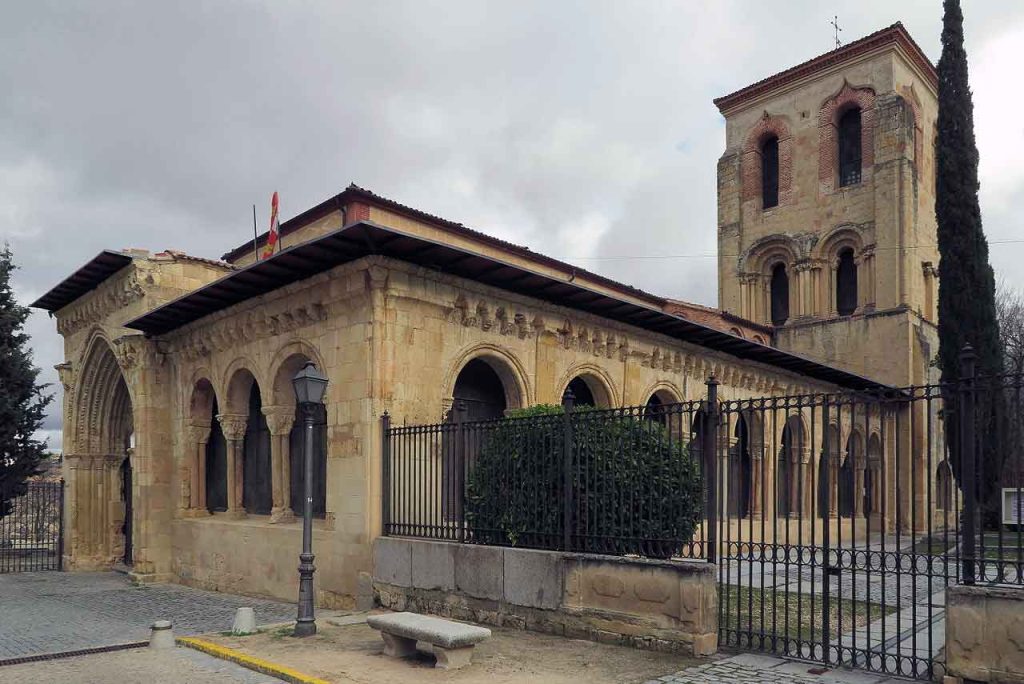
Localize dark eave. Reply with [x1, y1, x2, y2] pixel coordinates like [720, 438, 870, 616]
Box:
[31, 250, 135, 312]
[221, 183, 664, 311]
[127, 220, 890, 393]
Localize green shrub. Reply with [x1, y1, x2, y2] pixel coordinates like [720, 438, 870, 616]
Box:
[464, 404, 703, 559]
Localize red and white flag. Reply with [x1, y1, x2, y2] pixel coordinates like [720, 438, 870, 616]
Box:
[261, 191, 280, 259]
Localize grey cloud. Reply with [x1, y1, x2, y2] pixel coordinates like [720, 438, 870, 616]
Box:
[3, 1, 1023, 448]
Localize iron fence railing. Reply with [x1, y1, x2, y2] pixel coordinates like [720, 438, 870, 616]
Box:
[383, 391, 712, 560]
[0, 480, 64, 573]
[382, 347, 1024, 586]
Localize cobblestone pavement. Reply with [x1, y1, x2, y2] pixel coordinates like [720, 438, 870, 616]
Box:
[0, 572, 296, 660]
[646, 653, 913, 684]
[0, 646, 285, 683]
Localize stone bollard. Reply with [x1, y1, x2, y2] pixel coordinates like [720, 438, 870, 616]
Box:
[149, 620, 174, 650]
[231, 607, 257, 635]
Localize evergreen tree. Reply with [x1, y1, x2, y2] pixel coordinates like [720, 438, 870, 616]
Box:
[935, 0, 1003, 519]
[0, 245, 52, 518]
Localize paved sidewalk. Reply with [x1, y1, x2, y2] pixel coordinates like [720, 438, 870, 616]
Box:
[0, 645, 285, 683]
[646, 653, 912, 684]
[0, 572, 296, 660]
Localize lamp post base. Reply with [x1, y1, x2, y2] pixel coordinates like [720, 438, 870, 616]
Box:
[295, 551, 317, 637]
[293, 619, 317, 637]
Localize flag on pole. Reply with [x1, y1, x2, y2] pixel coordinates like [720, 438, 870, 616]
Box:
[261, 192, 280, 259]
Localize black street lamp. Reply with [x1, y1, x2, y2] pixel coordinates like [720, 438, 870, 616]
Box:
[291, 361, 328, 637]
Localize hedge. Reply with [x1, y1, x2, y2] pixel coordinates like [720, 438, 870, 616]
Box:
[464, 404, 703, 559]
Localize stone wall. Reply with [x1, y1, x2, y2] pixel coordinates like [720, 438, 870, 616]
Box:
[945, 584, 1024, 683]
[372, 537, 718, 655]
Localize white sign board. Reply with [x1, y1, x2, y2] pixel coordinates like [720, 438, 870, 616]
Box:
[1003, 488, 1023, 526]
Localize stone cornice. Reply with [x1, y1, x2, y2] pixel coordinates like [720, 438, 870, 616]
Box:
[55, 267, 150, 336]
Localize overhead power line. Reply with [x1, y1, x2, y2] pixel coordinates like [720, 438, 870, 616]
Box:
[558, 238, 1024, 262]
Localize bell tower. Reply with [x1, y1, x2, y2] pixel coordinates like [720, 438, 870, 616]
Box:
[714, 23, 940, 387]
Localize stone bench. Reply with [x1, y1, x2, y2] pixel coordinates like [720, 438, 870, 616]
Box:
[366, 612, 491, 670]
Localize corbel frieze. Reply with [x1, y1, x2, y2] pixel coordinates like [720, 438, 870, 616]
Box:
[56, 270, 151, 336]
[172, 300, 329, 361]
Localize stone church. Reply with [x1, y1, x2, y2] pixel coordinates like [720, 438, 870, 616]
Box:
[34, 23, 943, 605]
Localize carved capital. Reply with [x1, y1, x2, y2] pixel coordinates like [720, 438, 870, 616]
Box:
[262, 405, 296, 435]
[55, 362, 74, 391]
[217, 413, 248, 440]
[187, 423, 212, 444]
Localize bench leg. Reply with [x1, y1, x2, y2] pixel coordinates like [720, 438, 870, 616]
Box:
[433, 644, 474, 670]
[381, 632, 417, 658]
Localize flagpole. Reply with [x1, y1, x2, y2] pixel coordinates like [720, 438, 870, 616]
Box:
[252, 204, 258, 262]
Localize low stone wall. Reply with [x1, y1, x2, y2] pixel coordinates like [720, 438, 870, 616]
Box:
[372, 537, 718, 655]
[945, 584, 1024, 683]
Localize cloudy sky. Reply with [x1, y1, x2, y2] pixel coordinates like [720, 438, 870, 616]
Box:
[3, 1, 1023, 451]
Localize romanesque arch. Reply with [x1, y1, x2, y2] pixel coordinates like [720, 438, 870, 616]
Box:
[739, 235, 801, 325]
[443, 344, 529, 416]
[219, 365, 271, 516]
[778, 413, 808, 518]
[559, 364, 617, 408]
[839, 430, 864, 518]
[741, 114, 794, 209]
[186, 376, 224, 514]
[728, 413, 753, 518]
[642, 383, 683, 430]
[815, 225, 873, 316]
[69, 333, 135, 567]
[269, 342, 328, 520]
[818, 81, 876, 192]
[818, 423, 841, 519]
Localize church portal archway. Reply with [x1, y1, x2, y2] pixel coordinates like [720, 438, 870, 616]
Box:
[72, 335, 135, 567]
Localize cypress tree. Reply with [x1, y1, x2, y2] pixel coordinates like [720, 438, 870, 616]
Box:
[0, 245, 52, 518]
[935, 0, 1003, 519]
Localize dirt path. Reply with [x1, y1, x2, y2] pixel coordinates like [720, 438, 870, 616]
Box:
[208, 618, 703, 684]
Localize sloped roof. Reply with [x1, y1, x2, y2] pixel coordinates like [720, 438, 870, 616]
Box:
[31, 250, 135, 312]
[128, 219, 891, 392]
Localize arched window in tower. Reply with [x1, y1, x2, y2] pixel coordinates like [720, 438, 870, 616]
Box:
[836, 247, 858, 316]
[838, 107, 862, 186]
[761, 136, 779, 209]
[770, 263, 789, 326]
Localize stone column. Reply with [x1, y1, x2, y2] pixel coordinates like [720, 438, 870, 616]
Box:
[263, 405, 295, 523]
[854, 465, 865, 517]
[828, 258, 839, 317]
[829, 455, 839, 518]
[218, 414, 248, 518]
[788, 453, 799, 518]
[749, 440, 764, 517]
[185, 424, 210, 515]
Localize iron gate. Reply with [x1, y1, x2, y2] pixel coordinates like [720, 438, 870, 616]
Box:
[710, 351, 1023, 681]
[0, 481, 64, 573]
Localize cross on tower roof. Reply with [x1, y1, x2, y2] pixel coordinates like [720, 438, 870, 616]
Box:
[831, 15, 843, 49]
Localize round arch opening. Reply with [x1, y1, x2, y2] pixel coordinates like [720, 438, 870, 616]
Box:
[564, 373, 613, 409]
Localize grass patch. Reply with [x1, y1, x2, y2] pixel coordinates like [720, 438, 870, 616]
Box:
[720, 585, 898, 642]
[269, 625, 295, 639]
[911, 536, 955, 556]
[219, 628, 265, 637]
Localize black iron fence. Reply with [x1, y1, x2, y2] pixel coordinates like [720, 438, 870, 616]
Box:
[382, 393, 711, 559]
[0, 481, 64, 573]
[382, 347, 1024, 680]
